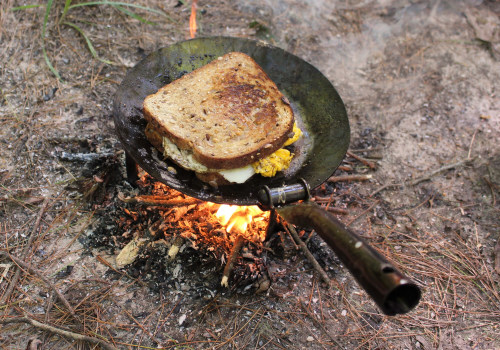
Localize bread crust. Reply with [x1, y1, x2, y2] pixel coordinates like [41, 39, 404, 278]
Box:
[143, 52, 294, 169]
[144, 123, 164, 151]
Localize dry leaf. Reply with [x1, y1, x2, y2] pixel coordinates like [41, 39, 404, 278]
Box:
[116, 237, 146, 268]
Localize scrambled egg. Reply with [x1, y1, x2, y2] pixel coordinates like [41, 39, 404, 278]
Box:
[252, 123, 302, 177]
[283, 122, 303, 146]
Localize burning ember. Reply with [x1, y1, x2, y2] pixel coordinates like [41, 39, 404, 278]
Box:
[189, 0, 198, 38]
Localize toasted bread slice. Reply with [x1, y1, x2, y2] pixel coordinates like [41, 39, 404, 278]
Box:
[143, 52, 294, 169]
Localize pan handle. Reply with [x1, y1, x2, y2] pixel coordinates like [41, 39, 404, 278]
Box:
[276, 201, 421, 315]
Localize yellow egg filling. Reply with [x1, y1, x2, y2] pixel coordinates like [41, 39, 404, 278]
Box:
[252, 122, 302, 177]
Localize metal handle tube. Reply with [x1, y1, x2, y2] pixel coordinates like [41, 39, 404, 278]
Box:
[276, 201, 421, 315]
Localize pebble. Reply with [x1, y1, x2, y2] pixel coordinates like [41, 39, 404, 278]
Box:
[178, 314, 187, 326]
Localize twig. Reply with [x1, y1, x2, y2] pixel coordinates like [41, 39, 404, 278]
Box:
[118, 193, 202, 206]
[1, 198, 49, 305]
[324, 206, 349, 215]
[313, 195, 334, 202]
[312, 196, 349, 215]
[467, 128, 478, 160]
[0, 316, 117, 350]
[313, 199, 349, 215]
[298, 299, 343, 348]
[495, 239, 500, 275]
[44, 292, 55, 323]
[58, 151, 116, 163]
[346, 200, 380, 227]
[0, 252, 75, 315]
[370, 158, 473, 196]
[121, 308, 159, 346]
[369, 183, 401, 197]
[349, 147, 383, 153]
[221, 235, 246, 287]
[286, 223, 331, 286]
[483, 176, 496, 206]
[327, 174, 372, 183]
[346, 151, 376, 169]
[408, 158, 472, 186]
[0, 263, 12, 284]
[95, 255, 147, 287]
[337, 165, 353, 172]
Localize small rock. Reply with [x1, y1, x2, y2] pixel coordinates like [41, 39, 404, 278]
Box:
[178, 314, 186, 326]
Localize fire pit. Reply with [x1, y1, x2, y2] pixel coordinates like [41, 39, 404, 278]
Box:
[113, 37, 421, 315]
[108, 170, 273, 294]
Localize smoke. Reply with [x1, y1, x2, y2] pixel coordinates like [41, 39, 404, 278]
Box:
[236, 0, 477, 100]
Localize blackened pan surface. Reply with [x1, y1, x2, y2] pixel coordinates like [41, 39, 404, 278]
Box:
[113, 37, 349, 205]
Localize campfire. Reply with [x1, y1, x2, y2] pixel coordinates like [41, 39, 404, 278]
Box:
[189, 0, 198, 39]
[113, 169, 274, 291]
[213, 204, 268, 240]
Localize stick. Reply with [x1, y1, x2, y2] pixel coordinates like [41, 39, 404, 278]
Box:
[265, 209, 278, 241]
[95, 255, 146, 287]
[298, 300, 343, 348]
[370, 183, 401, 197]
[346, 151, 376, 169]
[407, 158, 472, 186]
[118, 193, 202, 207]
[0, 252, 75, 315]
[0, 316, 117, 350]
[324, 206, 349, 215]
[327, 174, 372, 183]
[467, 128, 478, 160]
[495, 239, 500, 275]
[483, 176, 497, 206]
[370, 158, 472, 196]
[221, 236, 246, 287]
[0, 264, 12, 284]
[349, 147, 383, 153]
[337, 165, 353, 172]
[58, 151, 116, 163]
[346, 200, 380, 227]
[312, 197, 349, 214]
[1, 198, 49, 305]
[286, 223, 331, 286]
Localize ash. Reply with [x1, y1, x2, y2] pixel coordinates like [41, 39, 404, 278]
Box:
[81, 167, 333, 299]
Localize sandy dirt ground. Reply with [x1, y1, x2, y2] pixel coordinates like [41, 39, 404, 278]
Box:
[1, 0, 499, 349]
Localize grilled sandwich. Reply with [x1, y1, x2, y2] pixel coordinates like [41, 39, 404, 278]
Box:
[143, 52, 301, 186]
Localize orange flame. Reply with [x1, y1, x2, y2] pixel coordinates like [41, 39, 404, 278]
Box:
[189, 0, 198, 39]
[214, 205, 268, 240]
